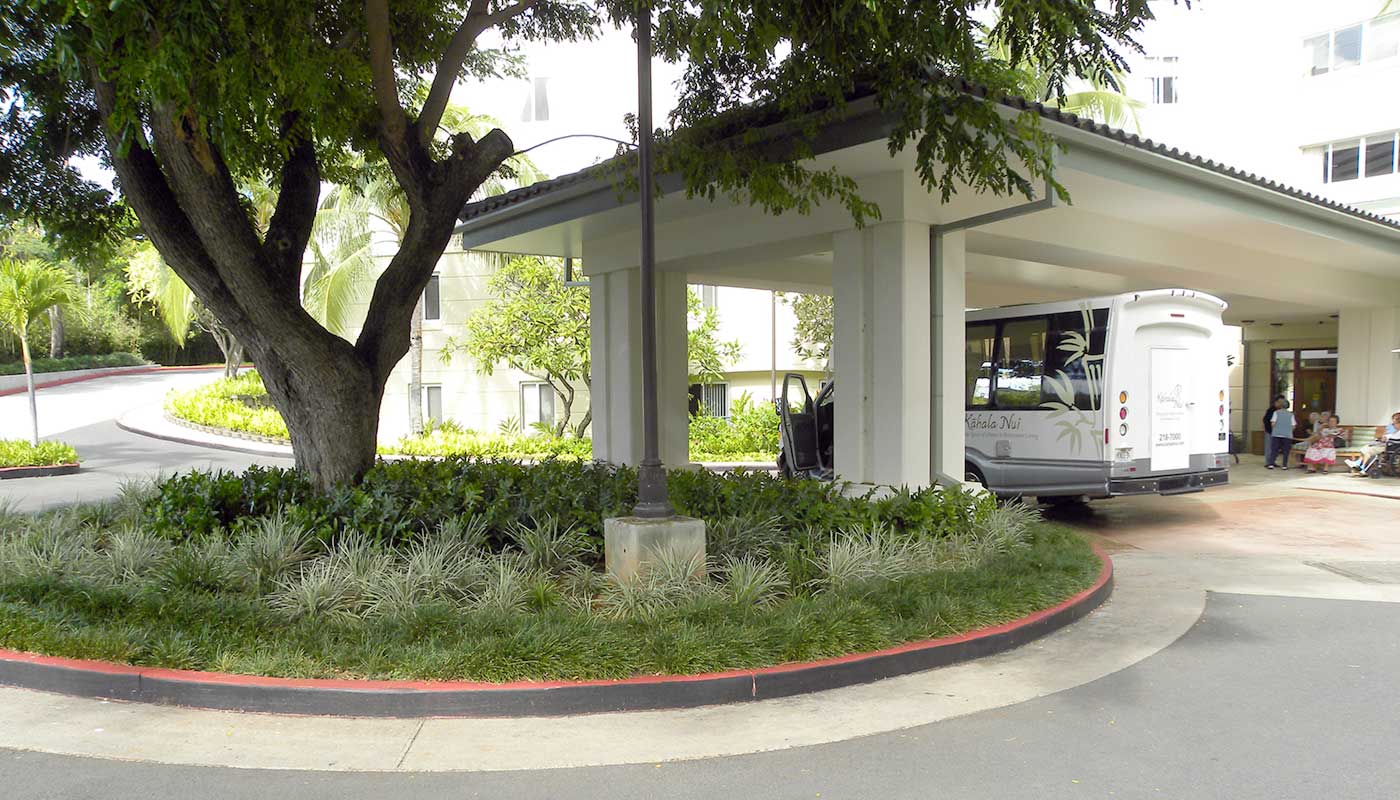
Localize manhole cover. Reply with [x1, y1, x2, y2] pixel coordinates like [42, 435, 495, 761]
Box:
[1306, 561, 1400, 585]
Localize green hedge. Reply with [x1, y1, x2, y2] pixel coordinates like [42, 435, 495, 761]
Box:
[143, 459, 992, 549]
[164, 371, 289, 439]
[0, 352, 146, 377]
[0, 440, 79, 467]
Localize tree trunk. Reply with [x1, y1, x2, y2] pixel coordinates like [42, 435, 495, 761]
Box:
[575, 376, 592, 438]
[224, 340, 245, 379]
[48, 306, 65, 359]
[554, 379, 574, 438]
[407, 297, 424, 435]
[258, 356, 383, 490]
[20, 336, 38, 447]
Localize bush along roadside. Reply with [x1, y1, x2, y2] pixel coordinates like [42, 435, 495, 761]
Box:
[0, 465, 1102, 682]
[165, 372, 782, 463]
[0, 352, 146, 377]
[0, 439, 79, 468]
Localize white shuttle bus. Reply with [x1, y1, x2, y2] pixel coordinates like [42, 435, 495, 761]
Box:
[964, 290, 1231, 502]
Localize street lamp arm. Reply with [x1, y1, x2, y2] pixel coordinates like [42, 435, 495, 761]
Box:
[512, 133, 639, 158]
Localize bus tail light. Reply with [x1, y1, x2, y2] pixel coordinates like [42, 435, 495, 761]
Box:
[1120, 423, 1128, 436]
[1104, 428, 1109, 445]
[1119, 407, 1128, 420]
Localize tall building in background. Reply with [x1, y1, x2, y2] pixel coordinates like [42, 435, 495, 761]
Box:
[1120, 0, 1400, 447]
[1125, 0, 1400, 219]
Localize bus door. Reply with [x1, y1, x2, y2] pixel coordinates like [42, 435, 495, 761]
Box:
[779, 373, 822, 476]
[1149, 347, 1193, 472]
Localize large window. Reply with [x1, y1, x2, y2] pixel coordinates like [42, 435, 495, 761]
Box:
[1317, 131, 1399, 183]
[422, 274, 441, 321]
[520, 382, 555, 430]
[993, 318, 1048, 410]
[965, 323, 996, 408]
[1305, 15, 1400, 75]
[1142, 56, 1180, 104]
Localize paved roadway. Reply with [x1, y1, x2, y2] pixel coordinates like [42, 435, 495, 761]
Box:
[0, 370, 289, 511]
[3, 593, 1398, 799]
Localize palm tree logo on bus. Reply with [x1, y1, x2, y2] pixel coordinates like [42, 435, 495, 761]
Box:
[1039, 304, 1104, 457]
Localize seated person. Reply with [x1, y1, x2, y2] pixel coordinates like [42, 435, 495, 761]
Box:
[1347, 411, 1400, 473]
[1303, 415, 1343, 474]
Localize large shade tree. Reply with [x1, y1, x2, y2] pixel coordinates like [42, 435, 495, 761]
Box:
[0, 0, 1163, 488]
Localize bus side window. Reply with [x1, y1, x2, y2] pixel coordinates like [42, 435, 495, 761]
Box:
[1046, 310, 1109, 409]
[994, 318, 1048, 410]
[965, 323, 996, 408]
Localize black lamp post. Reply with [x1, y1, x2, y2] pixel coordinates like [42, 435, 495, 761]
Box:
[631, 1, 674, 518]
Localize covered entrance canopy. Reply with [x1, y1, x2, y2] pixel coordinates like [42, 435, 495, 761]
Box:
[457, 90, 1400, 488]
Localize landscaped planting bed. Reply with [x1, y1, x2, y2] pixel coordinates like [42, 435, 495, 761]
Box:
[0, 461, 1101, 682]
[0, 439, 79, 468]
[164, 371, 781, 463]
[0, 352, 146, 377]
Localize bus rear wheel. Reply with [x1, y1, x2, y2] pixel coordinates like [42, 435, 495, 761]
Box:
[1039, 495, 1088, 508]
[964, 465, 987, 488]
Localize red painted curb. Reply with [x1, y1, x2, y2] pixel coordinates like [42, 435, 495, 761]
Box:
[0, 364, 231, 398]
[0, 546, 1112, 716]
[0, 463, 80, 480]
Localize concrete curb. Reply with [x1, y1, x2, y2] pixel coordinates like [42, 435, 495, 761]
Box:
[0, 364, 226, 398]
[0, 548, 1112, 718]
[114, 410, 294, 459]
[0, 463, 80, 480]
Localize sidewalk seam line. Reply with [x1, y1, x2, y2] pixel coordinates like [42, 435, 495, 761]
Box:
[396, 720, 425, 770]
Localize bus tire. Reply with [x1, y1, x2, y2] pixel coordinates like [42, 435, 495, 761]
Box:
[1039, 495, 1088, 507]
[964, 464, 987, 488]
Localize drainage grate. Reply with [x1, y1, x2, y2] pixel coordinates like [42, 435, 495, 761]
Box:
[1305, 561, 1400, 585]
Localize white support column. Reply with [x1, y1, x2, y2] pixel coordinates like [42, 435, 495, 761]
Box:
[589, 268, 690, 467]
[831, 222, 932, 488]
[931, 231, 967, 484]
[1338, 307, 1400, 426]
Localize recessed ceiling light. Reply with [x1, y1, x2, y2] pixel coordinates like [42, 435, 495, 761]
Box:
[1241, 319, 1255, 324]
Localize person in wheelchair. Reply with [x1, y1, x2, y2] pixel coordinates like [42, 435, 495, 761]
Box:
[1348, 411, 1400, 477]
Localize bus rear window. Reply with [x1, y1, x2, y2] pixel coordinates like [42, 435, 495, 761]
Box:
[1045, 309, 1109, 410]
[965, 323, 996, 408]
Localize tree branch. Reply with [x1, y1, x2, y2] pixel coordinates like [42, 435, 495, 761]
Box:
[365, 0, 410, 156]
[262, 118, 320, 296]
[417, 0, 542, 148]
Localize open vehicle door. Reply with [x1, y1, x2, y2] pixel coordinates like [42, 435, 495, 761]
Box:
[776, 373, 834, 480]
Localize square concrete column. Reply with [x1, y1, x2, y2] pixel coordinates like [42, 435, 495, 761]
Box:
[832, 222, 934, 487]
[589, 267, 691, 467]
[931, 231, 967, 485]
[1337, 307, 1400, 426]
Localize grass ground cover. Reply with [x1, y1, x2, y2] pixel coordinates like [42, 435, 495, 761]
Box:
[0, 463, 1100, 682]
[0, 352, 146, 377]
[164, 372, 781, 463]
[0, 440, 79, 468]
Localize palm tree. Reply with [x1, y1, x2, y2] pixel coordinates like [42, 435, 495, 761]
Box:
[125, 244, 245, 378]
[0, 258, 79, 445]
[986, 31, 1144, 132]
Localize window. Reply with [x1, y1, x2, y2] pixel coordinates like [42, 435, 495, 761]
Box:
[520, 382, 555, 429]
[965, 323, 996, 409]
[993, 318, 1047, 410]
[521, 77, 550, 122]
[422, 274, 441, 321]
[1330, 140, 1361, 182]
[1142, 56, 1179, 104]
[1334, 24, 1363, 69]
[1306, 15, 1400, 75]
[1320, 132, 1399, 183]
[1366, 137, 1397, 177]
[1305, 34, 1331, 76]
[700, 284, 718, 310]
[1368, 14, 1400, 61]
[1045, 310, 1109, 410]
[422, 384, 443, 425]
[688, 382, 729, 418]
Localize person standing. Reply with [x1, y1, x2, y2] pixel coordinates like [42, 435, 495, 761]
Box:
[1263, 395, 1285, 469]
[1265, 399, 1296, 470]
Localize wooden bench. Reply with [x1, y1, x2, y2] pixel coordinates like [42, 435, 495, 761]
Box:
[1288, 425, 1383, 468]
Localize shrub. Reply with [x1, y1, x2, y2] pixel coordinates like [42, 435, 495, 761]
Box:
[0, 439, 79, 467]
[687, 392, 780, 461]
[165, 372, 289, 439]
[0, 352, 147, 377]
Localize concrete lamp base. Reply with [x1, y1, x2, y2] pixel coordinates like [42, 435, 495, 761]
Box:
[604, 516, 707, 582]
